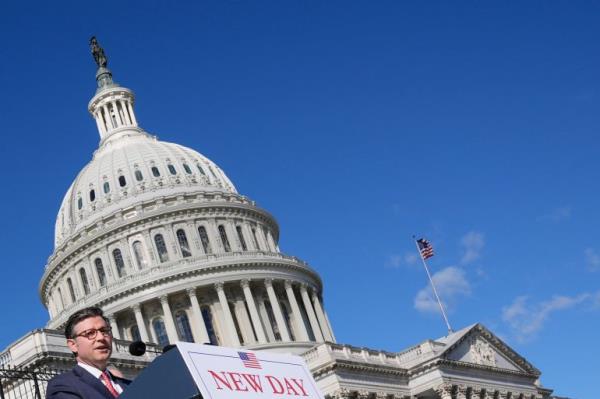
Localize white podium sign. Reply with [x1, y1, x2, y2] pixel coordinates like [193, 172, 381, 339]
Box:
[175, 342, 324, 399]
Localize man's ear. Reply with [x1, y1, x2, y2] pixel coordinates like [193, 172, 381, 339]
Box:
[67, 338, 78, 355]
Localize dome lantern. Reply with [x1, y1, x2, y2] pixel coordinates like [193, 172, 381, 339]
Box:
[88, 37, 139, 142]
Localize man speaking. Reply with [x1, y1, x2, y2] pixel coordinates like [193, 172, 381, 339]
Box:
[46, 307, 130, 398]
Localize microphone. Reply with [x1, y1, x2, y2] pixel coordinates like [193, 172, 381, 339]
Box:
[128, 341, 147, 356]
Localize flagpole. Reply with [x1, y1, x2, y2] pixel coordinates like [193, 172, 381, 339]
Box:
[414, 237, 453, 334]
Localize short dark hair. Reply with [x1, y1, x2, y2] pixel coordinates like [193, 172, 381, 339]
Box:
[64, 306, 109, 339]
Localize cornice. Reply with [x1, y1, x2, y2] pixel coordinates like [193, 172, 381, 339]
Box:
[407, 358, 538, 380]
[312, 359, 408, 379]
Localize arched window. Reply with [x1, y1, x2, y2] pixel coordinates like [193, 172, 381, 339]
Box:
[218, 225, 231, 252]
[77, 197, 83, 210]
[201, 306, 219, 345]
[281, 302, 295, 341]
[154, 234, 169, 263]
[118, 175, 127, 187]
[152, 318, 169, 347]
[264, 300, 281, 341]
[175, 311, 194, 342]
[103, 182, 110, 194]
[132, 241, 147, 269]
[229, 302, 245, 345]
[130, 325, 141, 342]
[196, 164, 206, 176]
[151, 166, 161, 177]
[251, 228, 260, 250]
[168, 164, 177, 175]
[79, 268, 90, 295]
[95, 258, 107, 287]
[183, 163, 192, 174]
[236, 226, 247, 251]
[112, 248, 126, 277]
[198, 226, 212, 254]
[89, 189, 96, 202]
[176, 229, 192, 258]
[135, 170, 143, 181]
[67, 278, 76, 303]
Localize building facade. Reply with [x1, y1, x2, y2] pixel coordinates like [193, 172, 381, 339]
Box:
[0, 42, 553, 399]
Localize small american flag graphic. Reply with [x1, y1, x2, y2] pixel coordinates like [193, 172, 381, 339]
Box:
[238, 351, 261, 369]
[417, 238, 434, 260]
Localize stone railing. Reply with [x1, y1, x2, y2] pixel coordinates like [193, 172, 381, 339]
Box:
[303, 342, 409, 369]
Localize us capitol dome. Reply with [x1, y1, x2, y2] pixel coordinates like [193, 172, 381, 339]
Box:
[40, 39, 334, 354]
[0, 39, 553, 399]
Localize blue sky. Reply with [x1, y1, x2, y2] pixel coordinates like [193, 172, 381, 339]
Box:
[0, 1, 599, 397]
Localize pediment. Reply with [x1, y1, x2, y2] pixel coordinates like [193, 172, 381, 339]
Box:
[441, 324, 540, 376]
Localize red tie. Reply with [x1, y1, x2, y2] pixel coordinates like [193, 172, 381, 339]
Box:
[100, 371, 120, 398]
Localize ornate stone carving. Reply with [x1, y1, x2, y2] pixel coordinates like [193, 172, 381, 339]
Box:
[469, 335, 497, 366]
[434, 383, 453, 399]
[356, 390, 371, 399]
[332, 388, 352, 399]
[456, 385, 467, 399]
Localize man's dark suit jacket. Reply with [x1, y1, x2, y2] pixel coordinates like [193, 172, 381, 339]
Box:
[46, 365, 131, 399]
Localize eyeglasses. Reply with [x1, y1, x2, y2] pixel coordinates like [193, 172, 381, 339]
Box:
[73, 327, 113, 340]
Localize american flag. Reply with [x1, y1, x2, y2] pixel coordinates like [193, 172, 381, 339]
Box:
[417, 238, 434, 260]
[238, 351, 261, 369]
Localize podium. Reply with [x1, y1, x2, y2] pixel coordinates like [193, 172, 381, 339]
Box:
[119, 342, 324, 399]
[120, 344, 201, 399]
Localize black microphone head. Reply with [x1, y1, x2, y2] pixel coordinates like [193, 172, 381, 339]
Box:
[162, 344, 176, 353]
[129, 341, 146, 356]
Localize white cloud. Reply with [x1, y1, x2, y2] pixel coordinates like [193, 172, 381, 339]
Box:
[385, 252, 419, 268]
[502, 293, 595, 343]
[584, 248, 600, 272]
[460, 231, 485, 265]
[414, 266, 470, 314]
[537, 206, 572, 222]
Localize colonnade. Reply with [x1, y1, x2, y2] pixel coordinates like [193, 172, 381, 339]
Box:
[93, 95, 137, 138]
[109, 278, 335, 347]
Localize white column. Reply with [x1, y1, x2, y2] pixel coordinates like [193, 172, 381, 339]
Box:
[241, 280, 267, 343]
[310, 289, 334, 342]
[112, 101, 123, 126]
[102, 105, 112, 129]
[265, 279, 291, 342]
[159, 295, 179, 343]
[300, 284, 324, 341]
[119, 100, 131, 125]
[126, 101, 138, 125]
[142, 231, 157, 265]
[284, 281, 309, 341]
[187, 288, 210, 344]
[215, 283, 241, 346]
[226, 220, 241, 251]
[108, 314, 120, 340]
[132, 304, 150, 342]
[103, 247, 117, 283]
[94, 112, 105, 137]
[119, 238, 132, 272]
